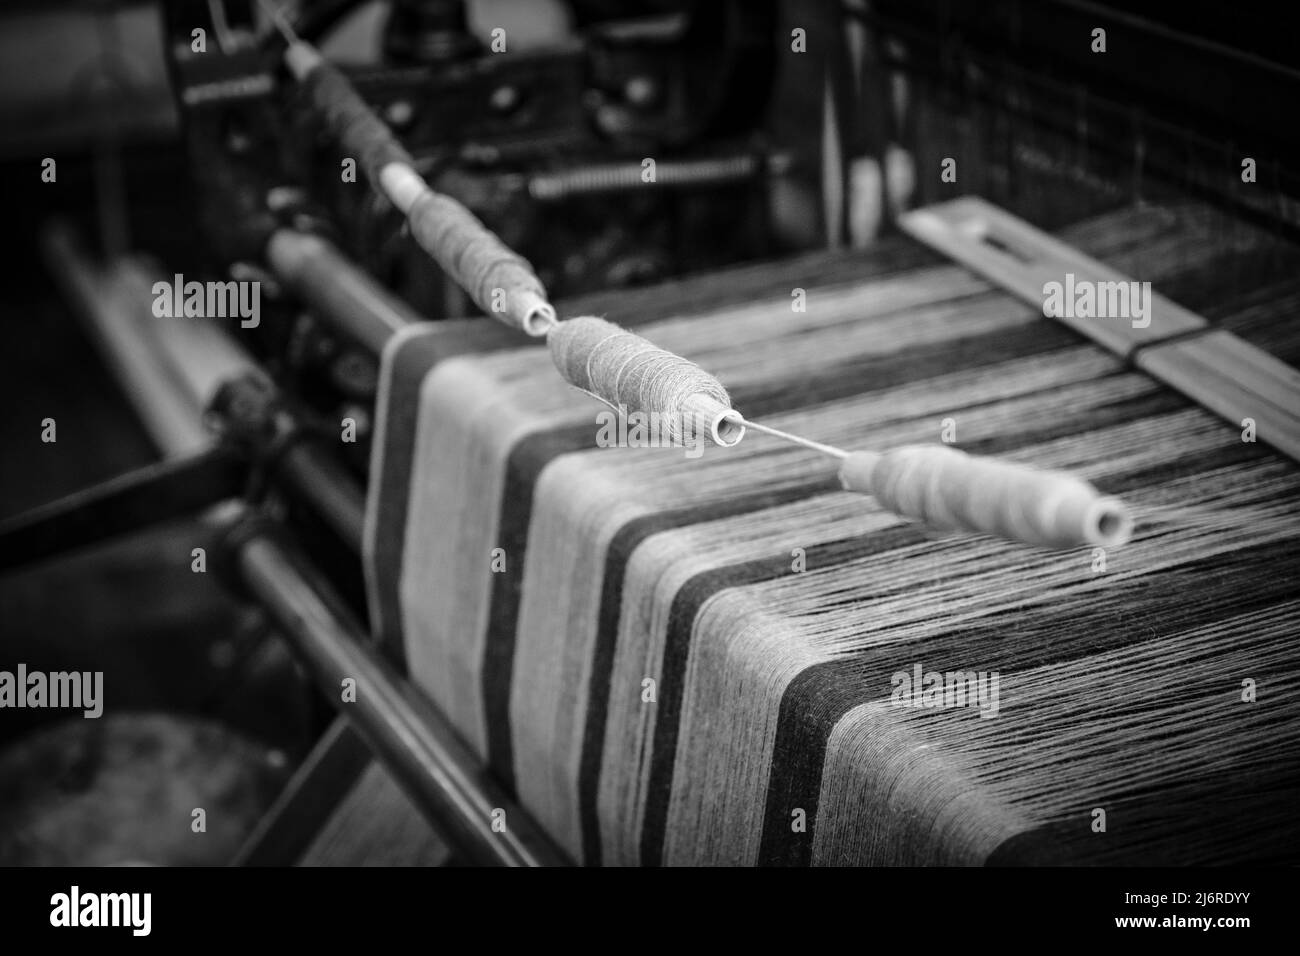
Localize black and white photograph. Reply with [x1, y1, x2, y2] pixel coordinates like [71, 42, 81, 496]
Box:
[0, 0, 1294, 935]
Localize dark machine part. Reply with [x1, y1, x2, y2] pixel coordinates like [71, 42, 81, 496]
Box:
[858, 0, 1300, 240]
[582, 1, 777, 149]
[383, 0, 482, 64]
[0, 448, 247, 574]
[162, 0, 784, 357]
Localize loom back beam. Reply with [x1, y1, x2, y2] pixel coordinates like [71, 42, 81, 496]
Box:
[900, 197, 1300, 464]
[262, 2, 555, 337]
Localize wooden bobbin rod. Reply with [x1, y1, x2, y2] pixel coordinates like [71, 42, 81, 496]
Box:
[838, 446, 1132, 549]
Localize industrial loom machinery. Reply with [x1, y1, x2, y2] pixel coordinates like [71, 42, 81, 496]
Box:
[0, 0, 1297, 867]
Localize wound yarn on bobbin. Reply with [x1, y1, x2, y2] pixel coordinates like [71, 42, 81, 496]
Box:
[381, 166, 556, 336]
[547, 316, 746, 447]
[838, 444, 1133, 549]
[289, 47, 414, 184]
[279, 37, 557, 338]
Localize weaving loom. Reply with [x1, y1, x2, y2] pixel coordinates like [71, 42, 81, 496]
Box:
[8, 0, 1300, 880]
[364, 200, 1300, 866]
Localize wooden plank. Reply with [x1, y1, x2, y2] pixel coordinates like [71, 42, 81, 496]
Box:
[1137, 331, 1300, 462]
[900, 197, 1300, 464]
[298, 761, 453, 867]
[899, 196, 1205, 354]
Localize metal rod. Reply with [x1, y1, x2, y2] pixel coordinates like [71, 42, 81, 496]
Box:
[266, 229, 419, 355]
[0, 447, 247, 572]
[234, 528, 570, 867]
[276, 442, 366, 551]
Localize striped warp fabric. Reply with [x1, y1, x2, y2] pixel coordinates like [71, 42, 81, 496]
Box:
[363, 203, 1300, 865]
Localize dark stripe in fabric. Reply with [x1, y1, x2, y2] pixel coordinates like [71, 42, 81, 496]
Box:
[369, 320, 525, 665]
[482, 424, 600, 794]
[370, 329, 446, 665]
[986, 773, 1300, 866]
[576, 475, 844, 864]
[641, 526, 930, 866]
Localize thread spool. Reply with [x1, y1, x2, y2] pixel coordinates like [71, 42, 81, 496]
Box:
[277, 28, 557, 337]
[300, 61, 414, 184]
[547, 316, 745, 447]
[838, 445, 1132, 549]
[380, 165, 556, 336]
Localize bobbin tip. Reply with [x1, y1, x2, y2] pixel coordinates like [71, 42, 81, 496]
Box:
[1084, 496, 1133, 548]
[713, 409, 746, 447]
[519, 297, 558, 337]
[679, 393, 745, 447]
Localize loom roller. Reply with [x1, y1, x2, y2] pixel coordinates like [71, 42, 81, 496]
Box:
[261, 2, 1132, 552]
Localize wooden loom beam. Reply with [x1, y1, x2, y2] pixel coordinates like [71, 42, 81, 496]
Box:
[899, 197, 1300, 463]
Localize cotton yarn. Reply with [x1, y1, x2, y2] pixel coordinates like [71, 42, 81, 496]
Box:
[839, 445, 1133, 549]
[281, 39, 557, 337]
[547, 316, 745, 447]
[381, 166, 556, 336]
